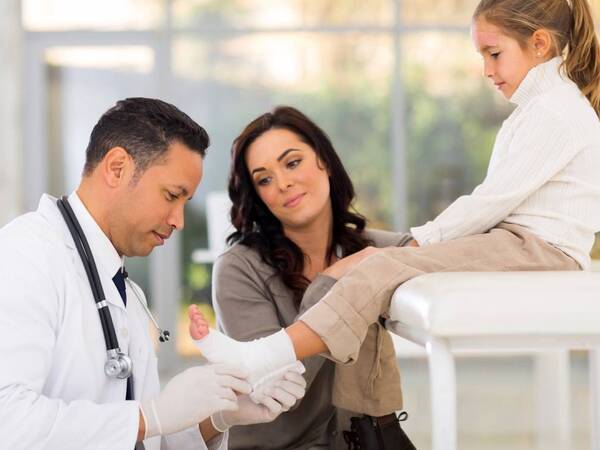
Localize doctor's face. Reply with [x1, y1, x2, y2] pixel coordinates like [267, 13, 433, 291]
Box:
[109, 140, 203, 257]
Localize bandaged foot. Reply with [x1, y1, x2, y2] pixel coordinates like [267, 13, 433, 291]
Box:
[188, 305, 300, 403]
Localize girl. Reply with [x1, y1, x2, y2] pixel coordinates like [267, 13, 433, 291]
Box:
[191, 0, 600, 440]
[194, 106, 412, 449]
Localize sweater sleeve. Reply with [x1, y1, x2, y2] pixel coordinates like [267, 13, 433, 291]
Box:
[298, 274, 337, 315]
[411, 105, 580, 245]
[213, 251, 284, 341]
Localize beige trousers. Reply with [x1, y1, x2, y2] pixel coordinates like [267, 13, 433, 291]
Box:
[302, 223, 580, 417]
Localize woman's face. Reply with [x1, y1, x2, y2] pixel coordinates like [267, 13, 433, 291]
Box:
[245, 128, 332, 232]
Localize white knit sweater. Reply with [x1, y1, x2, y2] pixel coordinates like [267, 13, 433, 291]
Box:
[411, 57, 600, 269]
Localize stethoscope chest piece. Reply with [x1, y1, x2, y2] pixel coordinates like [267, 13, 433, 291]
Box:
[104, 348, 133, 379]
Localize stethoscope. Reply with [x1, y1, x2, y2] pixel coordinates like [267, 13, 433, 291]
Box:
[56, 196, 170, 380]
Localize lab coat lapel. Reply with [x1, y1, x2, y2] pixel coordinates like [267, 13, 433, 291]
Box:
[37, 193, 127, 312]
[38, 194, 153, 401]
[67, 192, 127, 312]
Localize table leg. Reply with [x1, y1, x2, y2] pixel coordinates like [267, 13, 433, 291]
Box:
[427, 338, 457, 450]
[534, 350, 571, 450]
[590, 349, 600, 450]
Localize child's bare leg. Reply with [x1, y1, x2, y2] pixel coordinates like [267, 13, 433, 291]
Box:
[286, 322, 327, 359]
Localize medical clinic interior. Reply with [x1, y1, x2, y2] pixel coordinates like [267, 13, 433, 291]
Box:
[2, 1, 600, 449]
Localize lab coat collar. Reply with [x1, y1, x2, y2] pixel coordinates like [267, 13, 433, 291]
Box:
[66, 191, 124, 282]
[37, 193, 126, 311]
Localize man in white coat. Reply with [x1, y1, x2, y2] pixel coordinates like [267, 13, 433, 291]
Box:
[0, 98, 306, 449]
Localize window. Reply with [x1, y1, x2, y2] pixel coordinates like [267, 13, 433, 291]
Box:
[23, 0, 600, 363]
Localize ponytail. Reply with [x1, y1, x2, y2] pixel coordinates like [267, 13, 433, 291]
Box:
[565, 0, 600, 117]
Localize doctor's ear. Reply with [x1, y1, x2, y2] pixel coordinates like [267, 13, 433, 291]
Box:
[102, 147, 132, 187]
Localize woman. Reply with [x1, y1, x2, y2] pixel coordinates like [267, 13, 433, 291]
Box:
[205, 106, 411, 449]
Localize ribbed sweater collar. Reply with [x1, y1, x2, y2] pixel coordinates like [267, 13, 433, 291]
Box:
[510, 57, 567, 107]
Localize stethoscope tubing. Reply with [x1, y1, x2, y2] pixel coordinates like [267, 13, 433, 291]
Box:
[57, 197, 119, 351]
[56, 195, 169, 380]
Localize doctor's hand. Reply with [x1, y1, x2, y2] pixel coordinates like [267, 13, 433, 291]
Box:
[141, 363, 250, 439]
[210, 367, 307, 432]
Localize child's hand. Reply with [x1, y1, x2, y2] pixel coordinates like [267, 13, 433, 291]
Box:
[188, 304, 210, 340]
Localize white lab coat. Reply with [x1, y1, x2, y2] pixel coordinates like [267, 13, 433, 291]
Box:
[0, 193, 227, 450]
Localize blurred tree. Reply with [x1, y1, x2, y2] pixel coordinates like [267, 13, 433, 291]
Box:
[404, 62, 512, 226]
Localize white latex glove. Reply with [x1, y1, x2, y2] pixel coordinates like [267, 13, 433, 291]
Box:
[210, 363, 307, 432]
[141, 363, 251, 438]
[249, 360, 304, 403]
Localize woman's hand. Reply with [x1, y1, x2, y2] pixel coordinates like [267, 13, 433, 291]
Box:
[321, 246, 384, 280]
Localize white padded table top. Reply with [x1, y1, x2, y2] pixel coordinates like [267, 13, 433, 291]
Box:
[387, 272, 600, 337]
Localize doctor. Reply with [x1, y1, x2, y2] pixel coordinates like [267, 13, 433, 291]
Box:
[0, 98, 305, 449]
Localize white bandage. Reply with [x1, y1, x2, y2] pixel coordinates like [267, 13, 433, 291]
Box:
[194, 328, 298, 399]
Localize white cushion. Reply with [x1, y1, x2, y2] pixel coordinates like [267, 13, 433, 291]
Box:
[388, 272, 600, 337]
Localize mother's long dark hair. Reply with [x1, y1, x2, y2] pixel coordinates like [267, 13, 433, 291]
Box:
[227, 106, 373, 306]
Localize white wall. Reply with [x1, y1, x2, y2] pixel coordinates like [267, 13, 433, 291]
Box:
[0, 0, 23, 225]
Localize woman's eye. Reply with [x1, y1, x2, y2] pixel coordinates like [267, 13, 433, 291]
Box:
[287, 159, 301, 169]
[257, 177, 271, 186]
[166, 192, 178, 201]
[490, 52, 500, 59]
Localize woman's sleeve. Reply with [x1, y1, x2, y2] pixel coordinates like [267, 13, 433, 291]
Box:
[213, 252, 283, 341]
[364, 229, 413, 248]
[298, 274, 337, 315]
[411, 106, 579, 245]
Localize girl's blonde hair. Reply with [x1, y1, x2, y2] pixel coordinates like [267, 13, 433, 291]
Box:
[474, 0, 600, 117]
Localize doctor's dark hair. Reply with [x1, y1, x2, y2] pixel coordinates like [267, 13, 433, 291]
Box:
[227, 106, 372, 306]
[83, 97, 210, 177]
[474, 0, 600, 117]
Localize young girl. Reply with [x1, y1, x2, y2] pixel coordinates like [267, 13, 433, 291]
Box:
[191, 0, 600, 424]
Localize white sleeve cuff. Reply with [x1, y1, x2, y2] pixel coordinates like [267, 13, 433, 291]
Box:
[410, 221, 442, 246]
[207, 430, 228, 450]
[162, 425, 225, 450]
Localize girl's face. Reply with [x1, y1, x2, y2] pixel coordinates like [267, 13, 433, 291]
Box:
[471, 17, 540, 99]
[245, 127, 332, 233]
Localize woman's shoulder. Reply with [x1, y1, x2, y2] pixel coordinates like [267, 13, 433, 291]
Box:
[362, 228, 412, 248]
[217, 241, 261, 265]
[215, 241, 274, 276]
